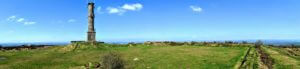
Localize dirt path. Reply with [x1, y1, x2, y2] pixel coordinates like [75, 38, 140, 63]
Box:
[257, 46, 273, 69]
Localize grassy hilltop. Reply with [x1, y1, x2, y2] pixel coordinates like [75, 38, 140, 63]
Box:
[0, 42, 299, 69]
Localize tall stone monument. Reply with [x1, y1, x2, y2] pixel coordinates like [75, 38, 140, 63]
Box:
[87, 1, 96, 43]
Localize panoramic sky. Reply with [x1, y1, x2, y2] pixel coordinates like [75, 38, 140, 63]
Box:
[0, 0, 300, 43]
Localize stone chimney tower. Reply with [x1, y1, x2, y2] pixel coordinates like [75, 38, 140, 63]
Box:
[87, 1, 96, 43]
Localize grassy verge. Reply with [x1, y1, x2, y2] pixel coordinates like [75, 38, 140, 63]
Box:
[0, 45, 249, 69]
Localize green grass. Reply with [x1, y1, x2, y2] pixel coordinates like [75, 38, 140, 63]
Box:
[0, 45, 248, 69]
[262, 46, 300, 69]
[238, 47, 259, 69]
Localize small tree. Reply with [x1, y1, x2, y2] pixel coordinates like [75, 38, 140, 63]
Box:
[255, 40, 263, 48]
[203, 42, 208, 46]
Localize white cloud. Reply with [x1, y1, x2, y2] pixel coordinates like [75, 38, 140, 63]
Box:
[122, 3, 143, 11]
[17, 18, 25, 22]
[24, 21, 36, 25]
[105, 3, 143, 15]
[67, 19, 76, 23]
[190, 5, 203, 13]
[106, 7, 125, 15]
[6, 15, 36, 25]
[7, 16, 16, 21]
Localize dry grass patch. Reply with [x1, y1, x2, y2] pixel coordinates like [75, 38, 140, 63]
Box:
[262, 46, 300, 69]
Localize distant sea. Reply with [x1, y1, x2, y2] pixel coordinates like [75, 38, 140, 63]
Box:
[261, 40, 300, 46]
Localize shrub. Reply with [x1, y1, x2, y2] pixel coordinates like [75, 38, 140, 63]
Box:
[191, 41, 198, 46]
[203, 42, 208, 46]
[255, 40, 263, 48]
[128, 42, 136, 47]
[101, 52, 124, 69]
[225, 41, 233, 44]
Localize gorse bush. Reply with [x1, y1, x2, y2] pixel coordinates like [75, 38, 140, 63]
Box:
[101, 52, 124, 69]
[255, 40, 263, 48]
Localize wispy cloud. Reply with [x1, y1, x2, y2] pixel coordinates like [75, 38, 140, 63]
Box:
[24, 21, 36, 25]
[67, 19, 76, 23]
[6, 15, 36, 25]
[17, 18, 25, 23]
[96, 6, 103, 14]
[190, 5, 203, 13]
[106, 7, 126, 15]
[7, 16, 17, 21]
[122, 3, 143, 11]
[105, 3, 143, 15]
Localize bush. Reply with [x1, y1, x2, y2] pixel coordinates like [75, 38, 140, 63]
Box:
[255, 40, 263, 48]
[191, 41, 198, 46]
[101, 52, 124, 69]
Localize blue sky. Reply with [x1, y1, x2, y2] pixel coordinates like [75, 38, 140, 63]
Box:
[0, 0, 300, 43]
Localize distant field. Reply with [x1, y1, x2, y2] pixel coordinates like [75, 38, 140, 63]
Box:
[0, 45, 248, 69]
